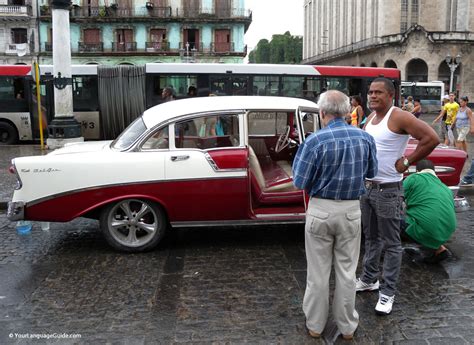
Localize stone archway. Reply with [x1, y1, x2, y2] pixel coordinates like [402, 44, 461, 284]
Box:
[406, 58, 428, 82]
[384, 59, 397, 68]
[370, 62, 377, 67]
[438, 61, 461, 93]
[360, 63, 366, 67]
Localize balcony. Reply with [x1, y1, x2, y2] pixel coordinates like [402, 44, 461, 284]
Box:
[0, 4, 32, 17]
[211, 42, 235, 54]
[78, 42, 104, 53]
[6, 43, 30, 55]
[112, 42, 137, 52]
[179, 42, 203, 52]
[69, 6, 172, 18]
[145, 41, 169, 52]
[45, 42, 53, 52]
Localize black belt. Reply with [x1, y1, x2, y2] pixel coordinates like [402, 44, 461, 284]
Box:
[365, 180, 402, 190]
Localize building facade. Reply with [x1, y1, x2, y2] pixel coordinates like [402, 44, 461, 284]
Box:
[303, 0, 474, 98]
[0, 0, 39, 65]
[37, 0, 250, 65]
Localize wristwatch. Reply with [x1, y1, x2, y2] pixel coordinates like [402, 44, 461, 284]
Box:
[403, 156, 410, 168]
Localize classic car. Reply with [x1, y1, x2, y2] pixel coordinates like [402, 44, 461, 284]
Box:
[7, 96, 467, 252]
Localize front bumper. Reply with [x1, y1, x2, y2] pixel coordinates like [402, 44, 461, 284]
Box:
[7, 201, 25, 221]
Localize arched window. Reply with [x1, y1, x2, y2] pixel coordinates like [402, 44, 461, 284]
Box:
[370, 62, 377, 67]
[384, 60, 397, 68]
[406, 59, 428, 82]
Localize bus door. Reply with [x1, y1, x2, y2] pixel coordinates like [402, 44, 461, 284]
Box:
[28, 78, 54, 140]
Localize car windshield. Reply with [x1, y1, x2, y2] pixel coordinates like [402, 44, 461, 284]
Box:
[111, 117, 147, 151]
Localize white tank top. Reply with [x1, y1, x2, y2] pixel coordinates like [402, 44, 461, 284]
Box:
[365, 106, 409, 183]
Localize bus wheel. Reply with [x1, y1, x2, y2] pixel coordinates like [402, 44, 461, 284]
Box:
[0, 122, 18, 145]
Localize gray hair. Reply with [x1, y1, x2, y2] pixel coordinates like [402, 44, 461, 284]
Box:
[317, 90, 351, 117]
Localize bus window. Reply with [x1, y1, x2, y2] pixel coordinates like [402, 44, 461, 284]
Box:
[281, 76, 304, 98]
[322, 77, 350, 95]
[252, 76, 279, 96]
[209, 76, 228, 95]
[231, 76, 249, 95]
[73, 76, 99, 111]
[302, 77, 321, 101]
[0, 76, 28, 112]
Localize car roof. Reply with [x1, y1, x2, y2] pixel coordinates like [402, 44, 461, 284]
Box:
[142, 96, 318, 128]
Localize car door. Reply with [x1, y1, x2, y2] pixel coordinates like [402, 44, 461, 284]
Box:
[163, 112, 249, 223]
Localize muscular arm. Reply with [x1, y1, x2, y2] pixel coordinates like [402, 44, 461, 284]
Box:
[393, 110, 440, 173]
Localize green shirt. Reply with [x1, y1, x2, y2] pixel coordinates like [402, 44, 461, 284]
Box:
[403, 171, 456, 249]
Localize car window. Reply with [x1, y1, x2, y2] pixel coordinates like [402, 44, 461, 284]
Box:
[175, 114, 240, 149]
[111, 117, 147, 150]
[300, 112, 320, 137]
[141, 126, 169, 150]
[248, 111, 289, 135]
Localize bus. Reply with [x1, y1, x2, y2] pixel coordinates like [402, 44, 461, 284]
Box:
[0, 63, 401, 144]
[401, 81, 445, 114]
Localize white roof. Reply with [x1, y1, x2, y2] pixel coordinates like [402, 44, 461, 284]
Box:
[142, 96, 318, 128]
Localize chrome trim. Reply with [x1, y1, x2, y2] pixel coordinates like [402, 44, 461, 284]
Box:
[407, 166, 456, 174]
[7, 201, 25, 221]
[204, 152, 247, 173]
[255, 213, 306, 218]
[11, 159, 23, 190]
[171, 218, 305, 228]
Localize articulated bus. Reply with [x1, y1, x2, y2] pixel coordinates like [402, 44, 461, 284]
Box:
[401, 81, 445, 114]
[0, 63, 401, 145]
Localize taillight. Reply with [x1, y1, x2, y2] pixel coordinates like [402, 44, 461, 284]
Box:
[9, 159, 22, 190]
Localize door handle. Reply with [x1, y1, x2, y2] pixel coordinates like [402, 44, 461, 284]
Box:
[171, 155, 190, 162]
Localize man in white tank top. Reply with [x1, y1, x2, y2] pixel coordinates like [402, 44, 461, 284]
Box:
[356, 78, 439, 315]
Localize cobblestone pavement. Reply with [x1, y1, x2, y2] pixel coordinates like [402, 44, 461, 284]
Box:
[0, 202, 473, 344]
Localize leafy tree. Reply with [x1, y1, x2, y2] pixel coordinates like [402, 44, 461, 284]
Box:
[249, 32, 302, 64]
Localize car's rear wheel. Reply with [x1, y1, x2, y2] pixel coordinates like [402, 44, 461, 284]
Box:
[100, 198, 166, 252]
[0, 122, 18, 145]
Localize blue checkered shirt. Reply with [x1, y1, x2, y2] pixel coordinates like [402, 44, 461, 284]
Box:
[293, 117, 378, 200]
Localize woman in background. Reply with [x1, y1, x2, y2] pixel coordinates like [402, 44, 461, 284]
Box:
[350, 95, 364, 127]
[453, 96, 473, 153]
[411, 99, 422, 118]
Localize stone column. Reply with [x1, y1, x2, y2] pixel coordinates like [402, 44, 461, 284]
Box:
[47, 0, 83, 149]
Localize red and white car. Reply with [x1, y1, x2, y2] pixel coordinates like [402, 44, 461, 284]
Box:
[7, 96, 467, 252]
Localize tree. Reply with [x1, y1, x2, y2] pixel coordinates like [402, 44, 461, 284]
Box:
[249, 32, 302, 64]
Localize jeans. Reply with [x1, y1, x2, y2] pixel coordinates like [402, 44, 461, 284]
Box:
[463, 159, 474, 183]
[360, 185, 404, 296]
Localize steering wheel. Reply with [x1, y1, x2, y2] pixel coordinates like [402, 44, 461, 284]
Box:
[275, 125, 291, 153]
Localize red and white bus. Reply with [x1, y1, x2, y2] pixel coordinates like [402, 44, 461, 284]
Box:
[0, 63, 401, 144]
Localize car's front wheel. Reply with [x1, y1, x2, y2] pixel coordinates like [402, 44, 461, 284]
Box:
[100, 198, 166, 252]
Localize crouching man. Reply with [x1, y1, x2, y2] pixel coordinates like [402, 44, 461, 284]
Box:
[402, 159, 456, 263]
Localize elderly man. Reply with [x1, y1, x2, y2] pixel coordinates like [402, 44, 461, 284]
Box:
[293, 90, 378, 340]
[357, 78, 439, 316]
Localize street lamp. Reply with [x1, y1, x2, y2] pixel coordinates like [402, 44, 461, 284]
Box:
[445, 53, 461, 93]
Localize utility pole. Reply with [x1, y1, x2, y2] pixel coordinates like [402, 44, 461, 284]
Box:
[47, 0, 83, 149]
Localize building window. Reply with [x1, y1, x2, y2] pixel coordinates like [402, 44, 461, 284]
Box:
[400, 0, 408, 32]
[11, 28, 27, 44]
[411, 0, 419, 26]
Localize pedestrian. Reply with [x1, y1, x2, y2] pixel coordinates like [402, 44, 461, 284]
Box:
[460, 159, 474, 186]
[453, 96, 473, 153]
[411, 99, 422, 118]
[293, 90, 378, 340]
[401, 159, 456, 263]
[404, 96, 414, 112]
[350, 95, 364, 127]
[161, 86, 175, 102]
[356, 77, 439, 316]
[432, 92, 459, 146]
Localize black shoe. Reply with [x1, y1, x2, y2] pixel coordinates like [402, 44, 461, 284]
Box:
[423, 250, 450, 264]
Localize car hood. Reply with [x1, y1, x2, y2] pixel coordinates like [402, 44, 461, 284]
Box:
[47, 140, 114, 156]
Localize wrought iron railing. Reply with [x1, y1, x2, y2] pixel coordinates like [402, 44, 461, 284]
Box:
[179, 41, 203, 52]
[111, 42, 137, 52]
[210, 42, 234, 53]
[78, 42, 104, 52]
[145, 41, 170, 51]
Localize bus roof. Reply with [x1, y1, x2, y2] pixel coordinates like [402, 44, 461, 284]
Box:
[40, 65, 98, 75]
[0, 65, 32, 76]
[145, 63, 400, 79]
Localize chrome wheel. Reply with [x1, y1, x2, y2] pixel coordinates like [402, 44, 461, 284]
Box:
[100, 199, 166, 252]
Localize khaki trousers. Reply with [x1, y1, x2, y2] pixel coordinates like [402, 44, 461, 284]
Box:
[303, 198, 361, 335]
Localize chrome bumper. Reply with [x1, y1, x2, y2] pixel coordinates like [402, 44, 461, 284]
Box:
[7, 201, 25, 221]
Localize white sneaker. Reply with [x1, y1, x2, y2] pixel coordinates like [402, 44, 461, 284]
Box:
[375, 293, 395, 315]
[355, 278, 380, 292]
